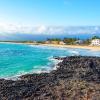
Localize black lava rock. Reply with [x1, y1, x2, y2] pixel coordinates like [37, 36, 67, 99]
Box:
[0, 56, 100, 100]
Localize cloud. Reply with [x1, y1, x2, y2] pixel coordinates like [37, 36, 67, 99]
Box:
[36, 25, 47, 33]
[0, 24, 100, 36]
[0, 25, 100, 41]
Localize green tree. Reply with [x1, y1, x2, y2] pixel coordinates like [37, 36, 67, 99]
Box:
[47, 38, 61, 41]
[63, 38, 77, 45]
[92, 36, 100, 39]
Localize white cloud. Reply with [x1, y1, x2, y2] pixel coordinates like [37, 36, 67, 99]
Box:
[36, 25, 47, 33]
[0, 23, 100, 36]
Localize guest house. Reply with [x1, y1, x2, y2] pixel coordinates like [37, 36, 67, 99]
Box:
[91, 39, 100, 46]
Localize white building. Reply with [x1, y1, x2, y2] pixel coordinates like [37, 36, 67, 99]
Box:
[74, 40, 84, 45]
[91, 39, 100, 46]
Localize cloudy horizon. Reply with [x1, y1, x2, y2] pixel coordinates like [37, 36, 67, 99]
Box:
[0, 25, 100, 41]
[0, 0, 100, 40]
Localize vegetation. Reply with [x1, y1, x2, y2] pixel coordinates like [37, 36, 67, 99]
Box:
[92, 36, 100, 39]
[37, 41, 45, 44]
[47, 38, 61, 42]
[46, 36, 100, 45]
[63, 38, 77, 45]
[47, 38, 78, 45]
[0, 36, 100, 45]
[83, 39, 91, 45]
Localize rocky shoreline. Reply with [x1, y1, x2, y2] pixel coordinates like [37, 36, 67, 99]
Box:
[0, 56, 100, 100]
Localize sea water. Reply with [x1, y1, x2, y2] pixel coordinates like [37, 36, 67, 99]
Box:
[0, 43, 100, 79]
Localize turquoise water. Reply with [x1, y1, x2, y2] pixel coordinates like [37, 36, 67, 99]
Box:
[0, 43, 100, 79]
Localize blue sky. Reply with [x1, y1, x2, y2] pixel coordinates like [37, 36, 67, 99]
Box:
[0, 0, 100, 26]
[0, 0, 100, 41]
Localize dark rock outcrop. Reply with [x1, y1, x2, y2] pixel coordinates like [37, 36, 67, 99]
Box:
[0, 56, 100, 100]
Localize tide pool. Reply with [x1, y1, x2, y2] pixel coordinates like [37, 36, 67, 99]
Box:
[0, 43, 100, 79]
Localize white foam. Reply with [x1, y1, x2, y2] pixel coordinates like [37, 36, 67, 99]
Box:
[48, 56, 63, 70]
[29, 45, 68, 51]
[69, 50, 80, 56]
[48, 56, 62, 63]
[2, 71, 29, 80]
[0, 56, 62, 80]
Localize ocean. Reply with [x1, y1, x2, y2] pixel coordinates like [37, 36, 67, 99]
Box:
[0, 43, 100, 79]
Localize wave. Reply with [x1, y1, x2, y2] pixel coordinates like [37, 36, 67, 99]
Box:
[2, 56, 62, 80]
[1, 71, 29, 80]
[69, 50, 80, 56]
[29, 45, 68, 51]
[48, 56, 63, 70]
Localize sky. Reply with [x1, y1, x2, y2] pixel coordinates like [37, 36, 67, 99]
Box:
[0, 0, 100, 40]
[0, 0, 100, 26]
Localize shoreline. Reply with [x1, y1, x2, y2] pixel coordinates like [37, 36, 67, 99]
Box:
[0, 42, 100, 51]
[36, 44, 100, 51]
[25, 43, 100, 51]
[0, 54, 61, 80]
[42, 44, 100, 51]
[0, 56, 100, 99]
[0, 42, 99, 80]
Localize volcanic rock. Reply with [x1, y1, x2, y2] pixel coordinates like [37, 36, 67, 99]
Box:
[0, 56, 100, 100]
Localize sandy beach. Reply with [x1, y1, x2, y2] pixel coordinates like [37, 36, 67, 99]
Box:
[41, 44, 100, 51]
[0, 42, 100, 51]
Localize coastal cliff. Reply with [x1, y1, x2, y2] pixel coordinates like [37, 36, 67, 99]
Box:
[0, 56, 100, 100]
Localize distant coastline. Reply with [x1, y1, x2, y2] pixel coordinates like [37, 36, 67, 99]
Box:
[0, 41, 100, 51]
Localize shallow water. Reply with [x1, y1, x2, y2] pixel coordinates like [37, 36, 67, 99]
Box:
[0, 43, 100, 79]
